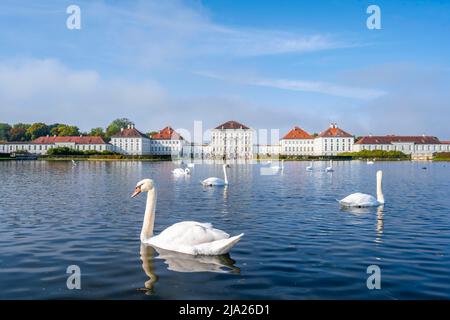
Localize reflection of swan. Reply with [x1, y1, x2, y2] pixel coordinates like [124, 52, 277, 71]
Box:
[153, 246, 240, 274]
[172, 168, 190, 176]
[71, 160, 77, 166]
[338, 170, 385, 207]
[139, 244, 159, 293]
[306, 161, 313, 171]
[201, 164, 230, 186]
[325, 160, 334, 172]
[132, 179, 243, 255]
[376, 205, 384, 237]
[270, 160, 284, 173]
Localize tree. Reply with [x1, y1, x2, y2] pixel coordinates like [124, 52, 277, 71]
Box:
[50, 124, 80, 136]
[89, 127, 106, 139]
[9, 123, 31, 141]
[26, 123, 49, 140]
[0, 123, 11, 141]
[146, 131, 158, 138]
[106, 118, 134, 138]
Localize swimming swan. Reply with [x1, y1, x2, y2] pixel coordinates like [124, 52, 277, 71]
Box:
[325, 160, 334, 172]
[132, 179, 243, 255]
[201, 164, 230, 186]
[338, 170, 385, 207]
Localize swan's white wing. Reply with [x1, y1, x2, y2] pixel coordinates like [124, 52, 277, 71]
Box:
[339, 193, 378, 207]
[201, 177, 225, 186]
[150, 221, 229, 250]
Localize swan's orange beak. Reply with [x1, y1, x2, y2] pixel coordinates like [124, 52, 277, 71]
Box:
[131, 186, 141, 198]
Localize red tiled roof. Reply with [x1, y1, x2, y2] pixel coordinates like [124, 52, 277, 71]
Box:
[282, 126, 313, 139]
[441, 141, 450, 144]
[111, 127, 149, 139]
[355, 135, 442, 145]
[215, 120, 250, 130]
[151, 126, 184, 140]
[318, 124, 353, 138]
[33, 136, 108, 144]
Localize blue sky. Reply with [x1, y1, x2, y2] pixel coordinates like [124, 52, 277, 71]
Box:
[0, 0, 449, 139]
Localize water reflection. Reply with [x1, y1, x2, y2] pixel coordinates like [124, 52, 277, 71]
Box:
[375, 205, 384, 243]
[139, 244, 240, 293]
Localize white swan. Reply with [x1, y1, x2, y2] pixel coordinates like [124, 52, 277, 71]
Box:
[306, 161, 313, 171]
[172, 168, 190, 176]
[132, 179, 243, 255]
[325, 160, 334, 172]
[201, 164, 230, 186]
[338, 170, 385, 207]
[187, 163, 195, 168]
[367, 160, 374, 165]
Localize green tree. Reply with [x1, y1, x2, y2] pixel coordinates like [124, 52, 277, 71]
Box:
[106, 118, 134, 138]
[89, 127, 106, 139]
[9, 123, 31, 141]
[50, 124, 80, 136]
[26, 122, 49, 140]
[0, 123, 12, 141]
[146, 131, 158, 138]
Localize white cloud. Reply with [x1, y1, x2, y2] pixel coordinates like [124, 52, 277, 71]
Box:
[196, 71, 387, 100]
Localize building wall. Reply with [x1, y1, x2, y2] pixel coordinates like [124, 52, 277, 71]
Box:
[353, 143, 450, 154]
[210, 128, 253, 160]
[0, 143, 112, 155]
[280, 139, 314, 156]
[314, 137, 354, 156]
[110, 137, 151, 155]
[150, 139, 186, 156]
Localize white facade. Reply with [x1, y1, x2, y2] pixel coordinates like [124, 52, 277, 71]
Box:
[110, 125, 151, 155]
[149, 126, 188, 157]
[280, 126, 314, 156]
[210, 121, 254, 160]
[353, 136, 450, 155]
[0, 137, 112, 155]
[256, 144, 281, 156]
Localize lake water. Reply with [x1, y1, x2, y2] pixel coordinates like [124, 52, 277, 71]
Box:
[0, 160, 449, 299]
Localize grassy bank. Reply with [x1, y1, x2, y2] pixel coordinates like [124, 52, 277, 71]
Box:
[433, 152, 450, 161]
[40, 154, 172, 161]
[338, 150, 410, 160]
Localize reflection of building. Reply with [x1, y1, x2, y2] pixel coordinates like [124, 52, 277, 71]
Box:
[210, 121, 253, 160]
[0, 136, 112, 155]
[314, 123, 354, 156]
[150, 126, 188, 157]
[280, 126, 314, 156]
[110, 124, 151, 155]
[353, 135, 450, 159]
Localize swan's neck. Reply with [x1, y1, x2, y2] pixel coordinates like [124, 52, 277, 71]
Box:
[141, 188, 157, 242]
[223, 165, 228, 185]
[376, 172, 384, 204]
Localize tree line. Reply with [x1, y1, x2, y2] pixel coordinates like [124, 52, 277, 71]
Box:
[0, 118, 151, 142]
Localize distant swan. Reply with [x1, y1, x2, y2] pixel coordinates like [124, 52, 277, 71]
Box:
[367, 160, 374, 165]
[132, 179, 243, 255]
[201, 164, 230, 186]
[306, 161, 313, 171]
[172, 168, 190, 176]
[325, 160, 334, 172]
[338, 170, 385, 207]
[187, 163, 195, 168]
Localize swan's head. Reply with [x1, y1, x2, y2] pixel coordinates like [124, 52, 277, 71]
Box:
[131, 179, 154, 198]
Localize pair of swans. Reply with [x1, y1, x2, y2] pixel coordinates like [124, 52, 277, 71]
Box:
[172, 167, 190, 176]
[306, 161, 333, 172]
[132, 178, 243, 256]
[338, 170, 385, 207]
[201, 164, 230, 186]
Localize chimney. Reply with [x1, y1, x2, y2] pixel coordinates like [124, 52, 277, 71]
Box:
[121, 127, 124, 132]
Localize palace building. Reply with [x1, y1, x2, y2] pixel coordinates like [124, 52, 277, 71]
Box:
[210, 120, 253, 160]
[110, 124, 151, 155]
[280, 126, 314, 156]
